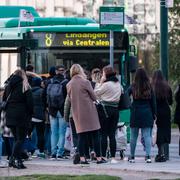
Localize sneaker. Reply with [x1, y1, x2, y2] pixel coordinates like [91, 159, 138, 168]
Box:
[80, 160, 89, 165]
[145, 156, 151, 163]
[37, 152, 46, 159]
[0, 160, 8, 168]
[97, 158, 107, 164]
[31, 149, 39, 158]
[57, 155, 69, 160]
[111, 159, 119, 164]
[128, 157, 135, 163]
[50, 154, 56, 160]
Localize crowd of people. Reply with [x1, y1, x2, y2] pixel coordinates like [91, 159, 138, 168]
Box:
[0, 63, 179, 169]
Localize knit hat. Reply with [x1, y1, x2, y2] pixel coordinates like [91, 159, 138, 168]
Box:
[49, 66, 56, 77]
[32, 77, 42, 87]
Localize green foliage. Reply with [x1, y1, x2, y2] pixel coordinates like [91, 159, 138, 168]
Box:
[151, 0, 180, 88]
[1, 175, 121, 180]
[168, 0, 180, 84]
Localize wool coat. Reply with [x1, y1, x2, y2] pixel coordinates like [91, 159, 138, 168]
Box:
[156, 88, 173, 144]
[174, 84, 180, 126]
[128, 87, 156, 128]
[66, 75, 100, 133]
[3, 75, 33, 128]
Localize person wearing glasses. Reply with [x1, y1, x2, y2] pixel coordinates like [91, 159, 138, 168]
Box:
[47, 65, 69, 160]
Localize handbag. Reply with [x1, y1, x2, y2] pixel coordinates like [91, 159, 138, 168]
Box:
[95, 100, 109, 119]
[152, 120, 157, 147]
[118, 92, 131, 110]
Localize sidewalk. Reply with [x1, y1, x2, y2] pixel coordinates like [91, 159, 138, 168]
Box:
[0, 129, 179, 179]
[1, 156, 180, 180]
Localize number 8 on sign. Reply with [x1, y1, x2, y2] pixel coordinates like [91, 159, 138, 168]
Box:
[45, 34, 52, 47]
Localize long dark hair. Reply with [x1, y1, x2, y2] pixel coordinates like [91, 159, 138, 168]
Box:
[152, 70, 170, 99]
[132, 68, 151, 99]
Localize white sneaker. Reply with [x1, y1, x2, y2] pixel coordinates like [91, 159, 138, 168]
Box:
[0, 160, 8, 168]
[145, 156, 152, 163]
[111, 159, 119, 164]
[128, 157, 135, 163]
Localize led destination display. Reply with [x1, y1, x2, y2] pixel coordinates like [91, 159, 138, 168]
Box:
[31, 32, 127, 48]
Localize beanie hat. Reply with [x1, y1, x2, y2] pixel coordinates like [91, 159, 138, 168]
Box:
[32, 77, 42, 87]
[49, 66, 56, 77]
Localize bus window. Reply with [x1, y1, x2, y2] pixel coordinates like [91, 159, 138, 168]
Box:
[0, 53, 20, 87]
[29, 50, 123, 77]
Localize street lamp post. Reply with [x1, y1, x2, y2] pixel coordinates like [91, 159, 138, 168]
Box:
[160, 0, 168, 80]
[160, 0, 169, 159]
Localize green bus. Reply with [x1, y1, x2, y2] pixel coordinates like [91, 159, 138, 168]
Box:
[0, 6, 137, 141]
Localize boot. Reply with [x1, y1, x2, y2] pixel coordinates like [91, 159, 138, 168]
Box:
[8, 156, 17, 168]
[16, 159, 27, 169]
[155, 154, 166, 162]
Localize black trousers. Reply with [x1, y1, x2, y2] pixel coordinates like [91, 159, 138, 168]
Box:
[2, 136, 12, 158]
[99, 106, 119, 158]
[78, 130, 101, 158]
[10, 126, 27, 160]
[70, 118, 92, 157]
[70, 118, 78, 150]
[31, 121, 45, 153]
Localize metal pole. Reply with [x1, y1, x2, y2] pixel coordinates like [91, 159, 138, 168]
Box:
[20, 47, 27, 70]
[110, 30, 114, 68]
[160, 0, 168, 80]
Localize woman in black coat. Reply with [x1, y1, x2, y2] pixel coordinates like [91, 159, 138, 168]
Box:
[152, 70, 173, 162]
[174, 84, 180, 156]
[3, 69, 33, 169]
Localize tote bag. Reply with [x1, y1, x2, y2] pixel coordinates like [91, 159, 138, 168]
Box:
[118, 92, 131, 110]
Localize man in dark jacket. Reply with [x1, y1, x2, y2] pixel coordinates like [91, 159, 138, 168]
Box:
[31, 77, 46, 158]
[47, 65, 68, 160]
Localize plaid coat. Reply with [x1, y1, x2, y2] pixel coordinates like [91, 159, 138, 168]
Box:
[0, 111, 13, 137]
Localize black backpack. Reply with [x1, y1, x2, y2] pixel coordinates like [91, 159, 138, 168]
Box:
[47, 79, 67, 108]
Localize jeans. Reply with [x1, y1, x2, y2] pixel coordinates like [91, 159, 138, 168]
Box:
[31, 128, 37, 150]
[50, 111, 67, 156]
[130, 127, 152, 157]
[0, 134, 3, 160]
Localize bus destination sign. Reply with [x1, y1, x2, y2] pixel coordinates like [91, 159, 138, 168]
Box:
[30, 32, 126, 48]
[32, 32, 109, 48]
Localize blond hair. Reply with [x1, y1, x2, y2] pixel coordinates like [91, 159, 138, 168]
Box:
[13, 69, 31, 93]
[70, 64, 87, 79]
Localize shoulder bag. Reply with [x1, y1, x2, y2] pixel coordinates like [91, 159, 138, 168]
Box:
[118, 92, 131, 110]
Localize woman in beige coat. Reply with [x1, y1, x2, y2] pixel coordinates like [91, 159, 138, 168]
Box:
[66, 64, 106, 164]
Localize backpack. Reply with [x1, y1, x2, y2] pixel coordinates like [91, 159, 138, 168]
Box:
[47, 78, 67, 108]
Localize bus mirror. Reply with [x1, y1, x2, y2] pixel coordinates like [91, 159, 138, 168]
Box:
[129, 56, 138, 73]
